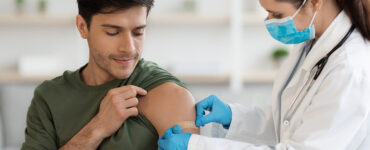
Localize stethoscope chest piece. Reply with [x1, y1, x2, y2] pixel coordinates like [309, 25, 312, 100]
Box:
[314, 57, 329, 80]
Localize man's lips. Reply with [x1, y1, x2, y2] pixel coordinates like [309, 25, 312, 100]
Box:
[113, 58, 133, 66]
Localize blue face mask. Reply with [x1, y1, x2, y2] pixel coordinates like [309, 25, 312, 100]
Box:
[265, 0, 317, 44]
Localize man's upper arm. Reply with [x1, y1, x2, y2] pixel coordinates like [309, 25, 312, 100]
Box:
[138, 82, 200, 137]
[22, 89, 57, 150]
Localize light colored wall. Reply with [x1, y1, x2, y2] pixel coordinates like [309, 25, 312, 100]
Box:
[144, 24, 285, 75]
[0, 0, 287, 75]
[0, 25, 87, 72]
[0, 84, 37, 149]
[0, 0, 77, 15]
[0, 24, 283, 75]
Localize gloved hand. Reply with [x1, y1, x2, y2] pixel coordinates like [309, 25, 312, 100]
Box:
[195, 95, 232, 129]
[157, 124, 192, 150]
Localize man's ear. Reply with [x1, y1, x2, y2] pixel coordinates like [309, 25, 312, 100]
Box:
[76, 15, 89, 39]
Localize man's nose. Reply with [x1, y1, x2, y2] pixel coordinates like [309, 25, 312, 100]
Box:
[119, 33, 136, 53]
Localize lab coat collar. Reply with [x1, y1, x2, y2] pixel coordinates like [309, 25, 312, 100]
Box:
[301, 11, 352, 71]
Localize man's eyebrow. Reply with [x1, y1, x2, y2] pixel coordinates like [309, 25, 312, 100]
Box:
[135, 25, 147, 30]
[101, 24, 123, 29]
[101, 24, 146, 30]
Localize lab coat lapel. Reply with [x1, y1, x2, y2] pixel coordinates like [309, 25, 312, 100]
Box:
[281, 11, 352, 106]
[283, 11, 351, 93]
[273, 11, 352, 140]
[301, 11, 352, 71]
[271, 43, 305, 140]
[280, 11, 352, 114]
[278, 11, 353, 139]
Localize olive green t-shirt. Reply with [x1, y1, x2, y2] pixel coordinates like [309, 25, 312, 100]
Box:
[21, 59, 186, 150]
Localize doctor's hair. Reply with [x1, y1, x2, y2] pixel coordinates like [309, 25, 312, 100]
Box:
[278, 0, 370, 41]
[336, 0, 370, 41]
[77, 0, 154, 29]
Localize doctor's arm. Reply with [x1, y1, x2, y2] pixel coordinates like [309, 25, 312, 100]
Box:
[195, 95, 277, 146]
[167, 65, 370, 150]
[158, 95, 278, 150]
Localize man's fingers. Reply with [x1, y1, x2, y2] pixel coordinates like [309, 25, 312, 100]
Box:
[126, 107, 139, 117]
[110, 85, 147, 97]
[122, 85, 147, 98]
[130, 85, 147, 96]
[124, 98, 139, 108]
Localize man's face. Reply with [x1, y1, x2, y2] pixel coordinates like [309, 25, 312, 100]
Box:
[85, 6, 147, 79]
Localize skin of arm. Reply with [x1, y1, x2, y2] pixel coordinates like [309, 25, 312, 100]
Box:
[138, 82, 200, 137]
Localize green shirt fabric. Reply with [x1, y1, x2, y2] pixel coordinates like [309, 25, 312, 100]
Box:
[21, 59, 185, 150]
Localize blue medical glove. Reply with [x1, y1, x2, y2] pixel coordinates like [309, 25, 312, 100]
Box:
[195, 95, 232, 129]
[157, 125, 192, 150]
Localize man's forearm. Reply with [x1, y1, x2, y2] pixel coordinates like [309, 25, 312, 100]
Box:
[59, 117, 105, 150]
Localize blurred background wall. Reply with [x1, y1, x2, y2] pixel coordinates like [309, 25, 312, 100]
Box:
[0, 0, 291, 149]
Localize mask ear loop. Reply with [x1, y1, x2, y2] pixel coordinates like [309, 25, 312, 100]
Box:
[292, 0, 307, 18]
[309, 11, 318, 26]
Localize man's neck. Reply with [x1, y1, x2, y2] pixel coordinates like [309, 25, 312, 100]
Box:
[81, 63, 115, 86]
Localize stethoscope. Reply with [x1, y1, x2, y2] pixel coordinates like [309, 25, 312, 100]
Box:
[280, 24, 356, 135]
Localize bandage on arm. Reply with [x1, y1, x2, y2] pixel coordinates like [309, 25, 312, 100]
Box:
[177, 121, 200, 133]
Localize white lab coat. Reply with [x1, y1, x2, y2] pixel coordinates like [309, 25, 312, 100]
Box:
[188, 11, 370, 150]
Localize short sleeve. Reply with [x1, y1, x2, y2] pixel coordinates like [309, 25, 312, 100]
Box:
[124, 59, 186, 91]
[21, 86, 58, 150]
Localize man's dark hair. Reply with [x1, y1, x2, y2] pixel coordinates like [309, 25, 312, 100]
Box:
[77, 0, 154, 29]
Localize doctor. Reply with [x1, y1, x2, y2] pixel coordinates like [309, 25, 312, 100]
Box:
[158, 0, 370, 149]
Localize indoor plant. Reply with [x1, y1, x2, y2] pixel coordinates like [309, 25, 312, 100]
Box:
[272, 47, 289, 68]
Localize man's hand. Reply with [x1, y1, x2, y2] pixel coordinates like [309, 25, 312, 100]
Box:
[94, 85, 147, 138]
[59, 85, 147, 150]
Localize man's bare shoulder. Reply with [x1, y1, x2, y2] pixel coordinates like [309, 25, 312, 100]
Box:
[138, 82, 200, 137]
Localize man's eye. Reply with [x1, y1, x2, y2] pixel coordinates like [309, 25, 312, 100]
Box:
[106, 32, 119, 36]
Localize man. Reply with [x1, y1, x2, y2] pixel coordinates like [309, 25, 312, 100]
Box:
[21, 0, 199, 149]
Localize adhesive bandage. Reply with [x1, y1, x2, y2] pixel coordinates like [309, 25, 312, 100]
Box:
[177, 121, 199, 130]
